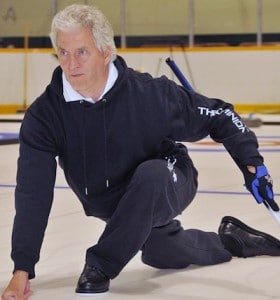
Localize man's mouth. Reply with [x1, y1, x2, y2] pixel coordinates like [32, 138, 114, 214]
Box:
[71, 74, 84, 78]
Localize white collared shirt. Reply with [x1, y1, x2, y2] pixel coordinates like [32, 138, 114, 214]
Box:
[62, 62, 118, 104]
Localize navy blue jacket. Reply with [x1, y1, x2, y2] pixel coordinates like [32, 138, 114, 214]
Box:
[12, 56, 263, 278]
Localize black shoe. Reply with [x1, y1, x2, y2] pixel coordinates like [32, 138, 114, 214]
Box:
[75, 264, 110, 294]
[218, 216, 280, 258]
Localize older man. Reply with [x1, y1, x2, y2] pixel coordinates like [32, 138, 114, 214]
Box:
[2, 4, 280, 299]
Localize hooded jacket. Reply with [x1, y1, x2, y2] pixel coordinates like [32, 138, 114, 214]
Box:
[12, 56, 263, 278]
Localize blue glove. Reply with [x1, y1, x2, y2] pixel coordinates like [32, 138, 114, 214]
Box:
[243, 165, 278, 211]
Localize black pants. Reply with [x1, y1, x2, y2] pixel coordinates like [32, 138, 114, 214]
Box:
[85, 159, 232, 279]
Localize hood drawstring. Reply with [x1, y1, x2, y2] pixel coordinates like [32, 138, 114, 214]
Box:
[81, 98, 110, 196]
[102, 98, 110, 188]
[80, 100, 89, 196]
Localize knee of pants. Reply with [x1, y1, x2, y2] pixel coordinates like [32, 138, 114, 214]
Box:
[132, 159, 196, 204]
[133, 159, 197, 189]
[130, 159, 195, 227]
[133, 159, 170, 186]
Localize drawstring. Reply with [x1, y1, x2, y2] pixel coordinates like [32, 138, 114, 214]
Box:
[81, 98, 110, 196]
[102, 98, 110, 188]
[80, 100, 89, 196]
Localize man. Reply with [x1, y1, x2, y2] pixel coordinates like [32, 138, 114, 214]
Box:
[2, 4, 280, 299]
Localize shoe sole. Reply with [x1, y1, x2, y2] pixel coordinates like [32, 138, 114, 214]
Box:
[75, 289, 108, 295]
[220, 216, 280, 250]
[75, 286, 109, 295]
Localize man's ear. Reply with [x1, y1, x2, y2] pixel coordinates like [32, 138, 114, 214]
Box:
[104, 49, 112, 64]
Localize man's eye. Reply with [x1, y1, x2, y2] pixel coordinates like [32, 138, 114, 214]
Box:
[59, 50, 69, 57]
[78, 49, 88, 56]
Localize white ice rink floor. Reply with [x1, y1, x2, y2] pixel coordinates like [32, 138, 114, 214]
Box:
[0, 114, 280, 300]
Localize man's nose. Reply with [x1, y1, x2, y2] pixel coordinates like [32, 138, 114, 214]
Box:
[68, 54, 80, 70]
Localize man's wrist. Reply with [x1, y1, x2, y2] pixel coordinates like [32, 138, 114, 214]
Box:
[247, 165, 256, 174]
[13, 270, 29, 278]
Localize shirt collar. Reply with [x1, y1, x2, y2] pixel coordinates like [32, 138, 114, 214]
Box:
[62, 62, 118, 103]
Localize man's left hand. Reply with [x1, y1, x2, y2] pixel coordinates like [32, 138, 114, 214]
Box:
[244, 165, 279, 211]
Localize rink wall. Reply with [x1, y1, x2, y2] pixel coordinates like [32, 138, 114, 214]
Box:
[0, 46, 280, 114]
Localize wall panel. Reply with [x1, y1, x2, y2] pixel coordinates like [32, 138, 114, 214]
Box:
[0, 1, 279, 37]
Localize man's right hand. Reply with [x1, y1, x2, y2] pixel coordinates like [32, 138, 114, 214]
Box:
[1, 271, 32, 300]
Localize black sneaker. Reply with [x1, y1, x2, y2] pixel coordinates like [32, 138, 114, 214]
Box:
[75, 264, 110, 294]
[218, 216, 280, 258]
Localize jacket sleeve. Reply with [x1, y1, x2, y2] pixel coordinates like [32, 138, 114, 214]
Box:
[11, 109, 58, 279]
[166, 82, 263, 167]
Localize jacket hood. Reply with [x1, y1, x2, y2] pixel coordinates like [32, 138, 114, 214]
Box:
[49, 55, 129, 100]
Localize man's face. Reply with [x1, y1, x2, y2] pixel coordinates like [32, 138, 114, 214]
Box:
[56, 27, 111, 98]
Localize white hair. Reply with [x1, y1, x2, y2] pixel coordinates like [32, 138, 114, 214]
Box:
[50, 4, 117, 61]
